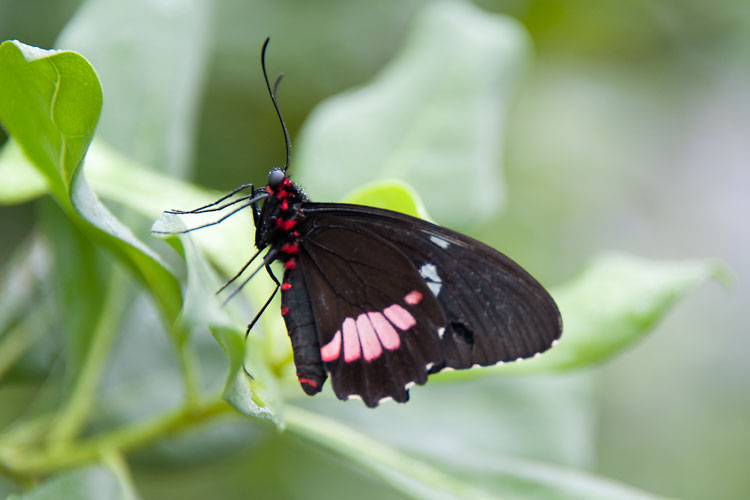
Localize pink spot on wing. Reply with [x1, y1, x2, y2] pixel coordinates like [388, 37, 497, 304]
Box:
[368, 312, 400, 350]
[356, 313, 383, 362]
[384, 304, 416, 331]
[404, 290, 422, 305]
[320, 330, 341, 362]
[342, 317, 361, 362]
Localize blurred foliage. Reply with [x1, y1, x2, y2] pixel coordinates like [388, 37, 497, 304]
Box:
[1, 0, 747, 499]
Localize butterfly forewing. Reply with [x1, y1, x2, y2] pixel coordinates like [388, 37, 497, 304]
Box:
[293, 216, 447, 407]
[300, 203, 562, 373]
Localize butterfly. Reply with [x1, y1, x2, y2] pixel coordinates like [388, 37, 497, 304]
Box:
[163, 39, 562, 408]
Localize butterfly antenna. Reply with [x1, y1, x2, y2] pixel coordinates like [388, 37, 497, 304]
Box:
[261, 37, 292, 172]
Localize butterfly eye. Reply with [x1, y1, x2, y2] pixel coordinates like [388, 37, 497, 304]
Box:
[268, 168, 285, 190]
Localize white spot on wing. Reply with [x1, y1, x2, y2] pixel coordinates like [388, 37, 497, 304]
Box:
[437, 327, 445, 339]
[419, 263, 442, 297]
[347, 394, 362, 401]
[419, 263, 440, 281]
[425, 362, 434, 371]
[430, 235, 450, 249]
[378, 396, 394, 404]
[440, 367, 454, 373]
[404, 381, 415, 390]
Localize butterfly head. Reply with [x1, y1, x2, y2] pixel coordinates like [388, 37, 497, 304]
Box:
[267, 167, 285, 192]
[255, 168, 308, 250]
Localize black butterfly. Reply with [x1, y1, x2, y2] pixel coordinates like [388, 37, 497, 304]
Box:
[164, 39, 562, 408]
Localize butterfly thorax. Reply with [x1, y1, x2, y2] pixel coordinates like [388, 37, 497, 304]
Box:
[255, 170, 308, 268]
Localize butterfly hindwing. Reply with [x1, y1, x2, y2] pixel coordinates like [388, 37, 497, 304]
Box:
[293, 216, 447, 407]
[300, 203, 562, 373]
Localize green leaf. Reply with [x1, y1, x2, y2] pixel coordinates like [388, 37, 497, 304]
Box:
[438, 455, 673, 500]
[286, 406, 500, 500]
[286, 405, 670, 500]
[0, 40, 182, 324]
[12, 466, 135, 500]
[0, 141, 48, 205]
[0, 41, 100, 200]
[295, 0, 529, 227]
[343, 180, 432, 220]
[437, 252, 727, 380]
[513, 252, 727, 373]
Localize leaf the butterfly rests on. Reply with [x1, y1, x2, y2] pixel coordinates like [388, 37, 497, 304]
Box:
[158, 38, 562, 408]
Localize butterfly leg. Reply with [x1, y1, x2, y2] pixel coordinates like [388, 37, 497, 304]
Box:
[244, 264, 281, 339]
[166, 183, 255, 214]
[218, 248, 262, 295]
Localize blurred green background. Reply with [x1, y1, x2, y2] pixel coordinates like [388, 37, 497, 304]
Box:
[1, 0, 748, 499]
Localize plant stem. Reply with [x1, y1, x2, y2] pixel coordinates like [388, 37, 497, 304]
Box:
[0, 317, 37, 381]
[46, 267, 128, 446]
[1, 397, 231, 477]
[102, 448, 140, 500]
[175, 325, 201, 409]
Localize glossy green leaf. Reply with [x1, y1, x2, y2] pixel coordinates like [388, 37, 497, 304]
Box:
[294, 0, 529, 227]
[436, 252, 726, 381]
[343, 180, 432, 220]
[0, 42, 99, 200]
[506, 252, 726, 373]
[0, 39, 182, 324]
[286, 405, 670, 500]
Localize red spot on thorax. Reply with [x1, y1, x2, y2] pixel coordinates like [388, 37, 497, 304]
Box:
[265, 186, 273, 195]
[276, 219, 297, 231]
[285, 259, 297, 270]
[282, 243, 299, 255]
[281, 199, 289, 211]
[281, 282, 292, 290]
[281, 307, 289, 316]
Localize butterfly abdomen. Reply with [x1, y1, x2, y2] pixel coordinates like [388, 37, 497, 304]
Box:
[280, 264, 327, 395]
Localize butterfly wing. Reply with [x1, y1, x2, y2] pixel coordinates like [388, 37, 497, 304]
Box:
[280, 214, 447, 407]
[299, 203, 562, 374]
